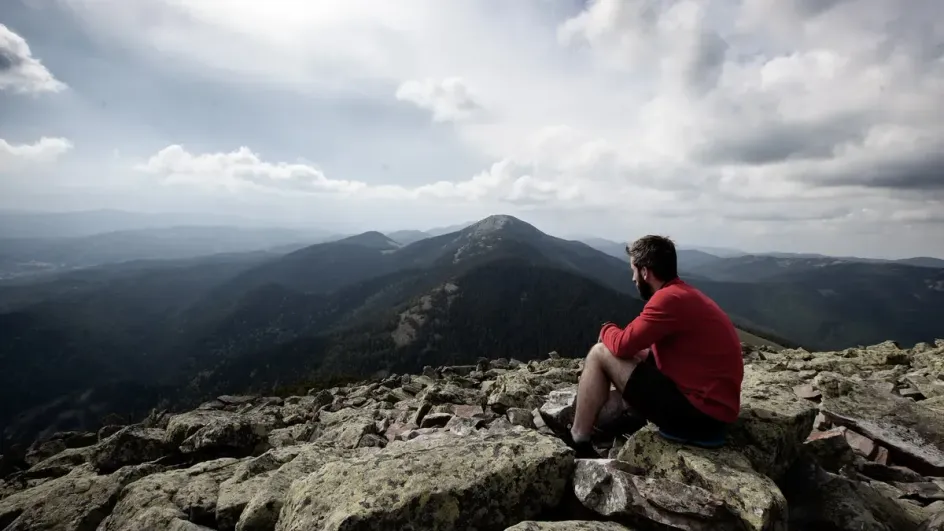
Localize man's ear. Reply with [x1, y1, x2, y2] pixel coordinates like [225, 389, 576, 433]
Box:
[639, 266, 648, 281]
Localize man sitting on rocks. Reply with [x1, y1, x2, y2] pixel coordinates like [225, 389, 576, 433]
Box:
[562, 235, 744, 458]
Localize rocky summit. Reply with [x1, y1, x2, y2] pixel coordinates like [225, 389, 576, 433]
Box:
[3, 341, 944, 530]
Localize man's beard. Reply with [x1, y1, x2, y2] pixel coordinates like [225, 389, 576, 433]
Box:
[636, 279, 654, 301]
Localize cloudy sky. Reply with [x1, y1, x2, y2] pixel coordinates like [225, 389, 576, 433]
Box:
[1, 0, 942, 258]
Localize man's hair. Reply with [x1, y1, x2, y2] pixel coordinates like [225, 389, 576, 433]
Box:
[626, 235, 678, 281]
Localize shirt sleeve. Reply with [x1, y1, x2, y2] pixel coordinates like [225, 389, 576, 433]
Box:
[599, 294, 678, 358]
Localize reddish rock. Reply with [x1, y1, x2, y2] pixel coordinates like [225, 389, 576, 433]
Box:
[844, 429, 877, 458]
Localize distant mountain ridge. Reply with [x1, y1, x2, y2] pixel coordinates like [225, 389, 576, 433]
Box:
[2, 213, 941, 449]
[0, 225, 331, 280]
[580, 236, 944, 269]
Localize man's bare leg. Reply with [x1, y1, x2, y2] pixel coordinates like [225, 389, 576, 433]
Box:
[571, 342, 640, 442]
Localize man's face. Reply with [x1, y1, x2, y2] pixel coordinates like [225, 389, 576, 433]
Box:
[631, 262, 654, 301]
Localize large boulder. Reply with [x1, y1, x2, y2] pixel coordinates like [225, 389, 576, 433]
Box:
[573, 458, 742, 530]
[91, 425, 174, 473]
[814, 372, 944, 476]
[315, 407, 381, 449]
[165, 407, 283, 448]
[781, 458, 925, 531]
[179, 418, 269, 457]
[276, 429, 574, 531]
[0, 463, 161, 531]
[99, 458, 243, 531]
[730, 367, 818, 480]
[616, 427, 787, 531]
[216, 443, 364, 531]
[22, 446, 93, 480]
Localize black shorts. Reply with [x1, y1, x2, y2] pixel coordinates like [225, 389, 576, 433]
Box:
[623, 355, 728, 440]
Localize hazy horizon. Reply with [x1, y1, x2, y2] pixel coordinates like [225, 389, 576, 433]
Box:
[2, 1, 942, 260]
[3, 207, 943, 261]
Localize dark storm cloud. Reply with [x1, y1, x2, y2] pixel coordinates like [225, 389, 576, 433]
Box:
[696, 118, 865, 165]
[824, 151, 944, 191]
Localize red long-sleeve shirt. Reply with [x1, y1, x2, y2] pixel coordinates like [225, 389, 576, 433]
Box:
[599, 278, 743, 423]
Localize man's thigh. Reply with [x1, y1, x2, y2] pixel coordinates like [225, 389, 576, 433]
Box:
[589, 342, 638, 395]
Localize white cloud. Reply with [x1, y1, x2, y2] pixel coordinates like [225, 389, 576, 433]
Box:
[22, 0, 944, 256]
[135, 145, 369, 194]
[396, 77, 482, 122]
[0, 23, 67, 94]
[136, 144, 590, 208]
[0, 137, 73, 170]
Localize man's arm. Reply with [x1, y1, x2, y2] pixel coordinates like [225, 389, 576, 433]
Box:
[598, 297, 677, 358]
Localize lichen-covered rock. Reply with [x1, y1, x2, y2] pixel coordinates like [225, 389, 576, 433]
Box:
[214, 443, 364, 531]
[504, 522, 635, 531]
[616, 427, 787, 531]
[487, 371, 557, 413]
[728, 380, 817, 481]
[179, 417, 269, 457]
[815, 372, 944, 476]
[214, 446, 308, 530]
[267, 424, 316, 448]
[99, 458, 242, 531]
[91, 425, 173, 472]
[538, 387, 577, 433]
[921, 507, 944, 531]
[165, 408, 283, 450]
[276, 429, 574, 531]
[23, 446, 92, 480]
[507, 408, 536, 429]
[315, 407, 379, 449]
[573, 458, 741, 530]
[782, 459, 924, 531]
[23, 439, 66, 467]
[0, 463, 161, 531]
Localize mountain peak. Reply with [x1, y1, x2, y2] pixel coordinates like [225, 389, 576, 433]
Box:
[338, 231, 400, 250]
[465, 215, 544, 240]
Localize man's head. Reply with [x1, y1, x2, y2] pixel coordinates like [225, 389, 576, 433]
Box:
[625, 235, 678, 300]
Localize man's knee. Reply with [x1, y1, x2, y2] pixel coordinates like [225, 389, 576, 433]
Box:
[588, 342, 613, 361]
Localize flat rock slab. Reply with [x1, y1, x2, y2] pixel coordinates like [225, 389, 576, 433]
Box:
[815, 372, 944, 476]
[276, 429, 574, 531]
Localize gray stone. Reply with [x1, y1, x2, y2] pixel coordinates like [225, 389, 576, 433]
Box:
[91, 425, 172, 473]
[573, 458, 741, 530]
[0, 463, 161, 531]
[815, 372, 944, 476]
[276, 430, 574, 531]
[617, 427, 787, 531]
[100, 458, 241, 531]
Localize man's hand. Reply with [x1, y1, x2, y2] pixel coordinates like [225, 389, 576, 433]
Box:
[598, 321, 617, 343]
